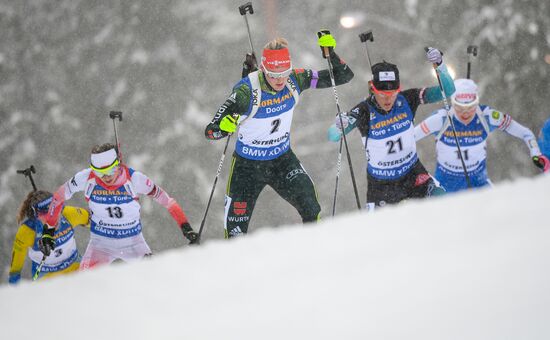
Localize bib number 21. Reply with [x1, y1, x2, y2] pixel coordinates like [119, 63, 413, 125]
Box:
[386, 137, 403, 154]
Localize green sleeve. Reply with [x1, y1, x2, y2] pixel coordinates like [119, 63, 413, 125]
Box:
[294, 52, 354, 91]
[205, 83, 252, 140]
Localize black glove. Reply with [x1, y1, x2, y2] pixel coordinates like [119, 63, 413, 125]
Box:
[181, 222, 199, 245]
[38, 225, 56, 256]
[242, 53, 258, 78]
[533, 155, 550, 172]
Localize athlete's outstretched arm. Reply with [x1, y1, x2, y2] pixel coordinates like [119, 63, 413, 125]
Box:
[131, 171, 198, 243]
[415, 110, 446, 142]
[205, 85, 251, 140]
[62, 206, 90, 229]
[8, 224, 35, 284]
[43, 169, 90, 228]
[501, 117, 542, 157]
[422, 64, 455, 104]
[327, 101, 369, 142]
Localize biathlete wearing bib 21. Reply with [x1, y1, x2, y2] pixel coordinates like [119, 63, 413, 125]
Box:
[206, 42, 354, 237]
[328, 57, 454, 209]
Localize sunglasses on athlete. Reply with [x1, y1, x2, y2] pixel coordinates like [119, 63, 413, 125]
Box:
[371, 84, 401, 97]
[261, 63, 293, 79]
[90, 158, 120, 178]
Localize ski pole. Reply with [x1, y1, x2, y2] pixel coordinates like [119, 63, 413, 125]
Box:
[426, 47, 471, 188]
[198, 134, 232, 243]
[318, 30, 361, 213]
[16, 165, 37, 191]
[32, 260, 46, 281]
[239, 2, 256, 58]
[359, 31, 374, 69]
[466, 45, 478, 79]
[239, 2, 258, 77]
[109, 111, 123, 161]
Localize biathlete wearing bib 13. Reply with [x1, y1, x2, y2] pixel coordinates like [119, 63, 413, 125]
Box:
[328, 56, 454, 209]
[205, 37, 354, 237]
[42, 144, 197, 269]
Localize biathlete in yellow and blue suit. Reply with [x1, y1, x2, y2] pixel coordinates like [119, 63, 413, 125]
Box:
[8, 190, 89, 284]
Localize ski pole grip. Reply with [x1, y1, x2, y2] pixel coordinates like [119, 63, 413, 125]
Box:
[239, 2, 253, 15]
[359, 31, 373, 43]
[17, 165, 38, 191]
[16, 165, 36, 176]
[109, 111, 123, 121]
[467, 45, 478, 57]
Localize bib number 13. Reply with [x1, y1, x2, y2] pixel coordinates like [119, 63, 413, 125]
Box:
[106, 206, 123, 218]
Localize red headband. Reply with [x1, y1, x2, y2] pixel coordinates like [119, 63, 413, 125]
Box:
[261, 48, 291, 71]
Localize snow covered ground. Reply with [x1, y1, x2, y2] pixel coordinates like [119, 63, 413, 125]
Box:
[1, 175, 549, 340]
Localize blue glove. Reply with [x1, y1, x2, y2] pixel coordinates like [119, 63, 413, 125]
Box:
[8, 272, 21, 285]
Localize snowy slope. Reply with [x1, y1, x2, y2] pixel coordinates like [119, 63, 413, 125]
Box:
[1, 175, 550, 340]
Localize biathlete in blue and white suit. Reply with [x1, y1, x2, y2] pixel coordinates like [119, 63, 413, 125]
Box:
[40, 143, 198, 269]
[415, 78, 549, 193]
[205, 34, 354, 237]
[328, 48, 453, 210]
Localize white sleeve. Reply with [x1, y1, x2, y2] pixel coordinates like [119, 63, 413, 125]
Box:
[63, 169, 92, 200]
[130, 171, 156, 195]
[502, 118, 541, 157]
[415, 110, 445, 141]
[131, 171, 177, 208]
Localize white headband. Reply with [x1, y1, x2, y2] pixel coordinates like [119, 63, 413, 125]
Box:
[90, 148, 118, 168]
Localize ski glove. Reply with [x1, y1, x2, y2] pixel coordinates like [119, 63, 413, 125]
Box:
[219, 114, 240, 133]
[426, 47, 443, 66]
[335, 113, 350, 130]
[533, 155, 550, 172]
[181, 222, 199, 245]
[317, 30, 336, 58]
[318, 32, 336, 48]
[8, 272, 21, 285]
[334, 113, 357, 132]
[242, 53, 258, 78]
[38, 226, 56, 256]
